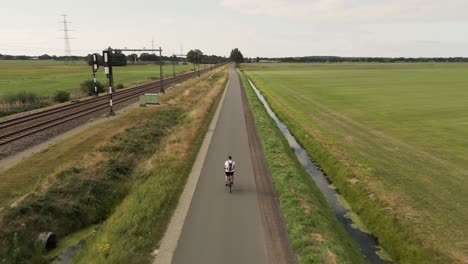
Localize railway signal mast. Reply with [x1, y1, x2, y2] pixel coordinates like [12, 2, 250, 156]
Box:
[103, 49, 114, 116]
[92, 54, 99, 96]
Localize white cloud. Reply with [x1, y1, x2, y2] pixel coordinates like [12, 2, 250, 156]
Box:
[221, 0, 468, 23]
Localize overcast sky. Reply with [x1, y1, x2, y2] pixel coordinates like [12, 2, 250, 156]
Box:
[1, 0, 467, 58]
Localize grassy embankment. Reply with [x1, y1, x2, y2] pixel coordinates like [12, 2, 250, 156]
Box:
[239, 71, 366, 264]
[72, 67, 228, 263]
[0, 60, 196, 116]
[241, 63, 468, 263]
[0, 67, 227, 263]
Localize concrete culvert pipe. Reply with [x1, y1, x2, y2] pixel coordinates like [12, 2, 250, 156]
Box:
[37, 232, 57, 252]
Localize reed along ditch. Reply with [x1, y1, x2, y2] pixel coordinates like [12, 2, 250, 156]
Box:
[248, 79, 388, 264]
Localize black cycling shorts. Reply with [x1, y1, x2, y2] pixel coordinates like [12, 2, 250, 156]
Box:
[225, 171, 234, 177]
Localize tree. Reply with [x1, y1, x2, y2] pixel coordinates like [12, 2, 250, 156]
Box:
[38, 54, 52, 60]
[127, 54, 138, 64]
[53, 90, 71, 103]
[112, 52, 127, 66]
[85, 54, 103, 66]
[139, 53, 158, 62]
[80, 80, 105, 96]
[187, 49, 203, 65]
[229, 48, 244, 65]
[85, 52, 126, 66]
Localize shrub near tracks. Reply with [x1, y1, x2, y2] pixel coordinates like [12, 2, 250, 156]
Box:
[239, 71, 366, 264]
[0, 91, 49, 117]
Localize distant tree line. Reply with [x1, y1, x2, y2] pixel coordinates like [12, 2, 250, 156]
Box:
[84, 51, 228, 67]
[3, 53, 468, 64]
[248, 56, 468, 63]
[0, 53, 85, 61]
[185, 49, 229, 64]
[0, 52, 228, 66]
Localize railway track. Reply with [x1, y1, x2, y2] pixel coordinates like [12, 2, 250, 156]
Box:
[0, 65, 221, 147]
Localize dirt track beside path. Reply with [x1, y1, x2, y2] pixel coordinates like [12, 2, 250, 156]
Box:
[239, 73, 297, 264]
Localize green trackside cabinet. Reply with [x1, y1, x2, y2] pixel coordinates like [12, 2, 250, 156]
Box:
[140, 93, 160, 107]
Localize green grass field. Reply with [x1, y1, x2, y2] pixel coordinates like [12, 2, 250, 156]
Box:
[241, 63, 468, 263]
[239, 70, 366, 263]
[0, 60, 196, 97]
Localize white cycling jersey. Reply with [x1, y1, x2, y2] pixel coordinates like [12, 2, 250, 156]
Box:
[224, 160, 236, 172]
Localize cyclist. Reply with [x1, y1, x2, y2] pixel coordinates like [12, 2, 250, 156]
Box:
[224, 156, 236, 186]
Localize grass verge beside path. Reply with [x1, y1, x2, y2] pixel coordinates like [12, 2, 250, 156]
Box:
[239, 71, 366, 264]
[72, 69, 228, 263]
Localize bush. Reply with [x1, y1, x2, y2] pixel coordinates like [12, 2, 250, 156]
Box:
[116, 84, 124, 89]
[80, 80, 105, 96]
[53, 90, 70, 103]
[2, 91, 41, 105]
[105, 159, 133, 180]
[0, 92, 49, 117]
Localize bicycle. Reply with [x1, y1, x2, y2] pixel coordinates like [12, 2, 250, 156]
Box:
[226, 175, 233, 193]
[224, 156, 236, 193]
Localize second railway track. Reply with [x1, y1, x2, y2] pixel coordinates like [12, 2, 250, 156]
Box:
[0, 65, 221, 147]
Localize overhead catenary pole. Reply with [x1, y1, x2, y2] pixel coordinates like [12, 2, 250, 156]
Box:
[197, 54, 200, 77]
[173, 53, 187, 78]
[159, 46, 164, 93]
[172, 55, 176, 78]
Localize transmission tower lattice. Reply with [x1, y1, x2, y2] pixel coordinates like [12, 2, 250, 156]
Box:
[61, 14, 73, 63]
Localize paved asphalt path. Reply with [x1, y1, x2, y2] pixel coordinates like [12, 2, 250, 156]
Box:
[172, 68, 269, 264]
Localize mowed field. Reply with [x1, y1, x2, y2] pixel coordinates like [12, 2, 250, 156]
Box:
[0, 60, 195, 97]
[242, 63, 468, 263]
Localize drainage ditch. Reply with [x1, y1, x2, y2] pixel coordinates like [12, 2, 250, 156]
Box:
[248, 79, 388, 264]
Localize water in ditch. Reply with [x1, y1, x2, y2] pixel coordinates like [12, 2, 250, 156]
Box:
[55, 240, 85, 264]
[248, 79, 388, 264]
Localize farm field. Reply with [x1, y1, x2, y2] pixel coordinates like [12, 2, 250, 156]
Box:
[241, 63, 468, 263]
[0, 60, 196, 97]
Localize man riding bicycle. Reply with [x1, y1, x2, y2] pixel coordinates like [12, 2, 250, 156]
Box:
[224, 156, 236, 186]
